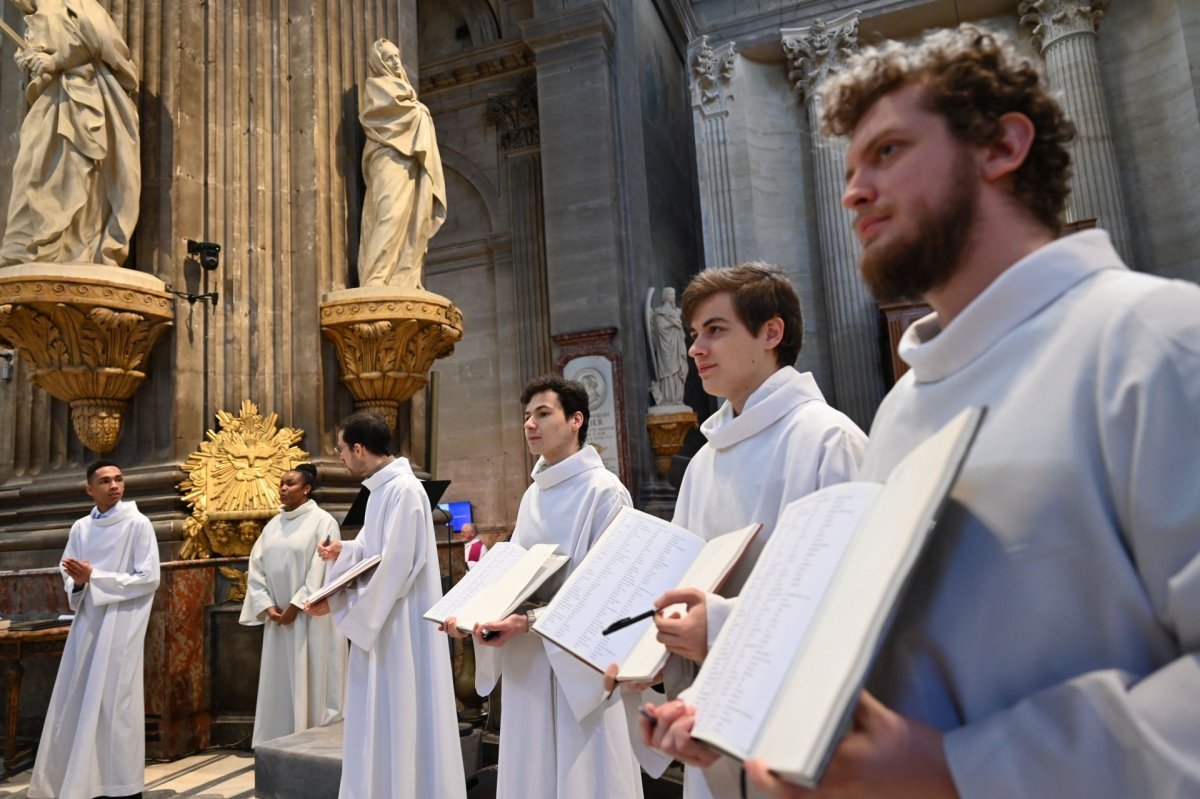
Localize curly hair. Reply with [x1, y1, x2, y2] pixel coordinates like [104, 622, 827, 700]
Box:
[681, 262, 804, 367]
[819, 24, 1076, 233]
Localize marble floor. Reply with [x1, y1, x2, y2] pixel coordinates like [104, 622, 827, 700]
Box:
[0, 751, 256, 798]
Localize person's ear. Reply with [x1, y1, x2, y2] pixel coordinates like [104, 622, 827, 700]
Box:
[980, 112, 1035, 183]
[760, 317, 785, 351]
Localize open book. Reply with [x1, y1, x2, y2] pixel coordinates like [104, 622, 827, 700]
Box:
[306, 554, 383, 606]
[423, 542, 569, 633]
[688, 406, 985, 787]
[531, 507, 760, 683]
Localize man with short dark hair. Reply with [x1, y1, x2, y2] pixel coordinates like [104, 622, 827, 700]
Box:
[441, 374, 643, 798]
[662, 24, 1200, 799]
[308, 412, 465, 799]
[29, 461, 159, 799]
[644, 262, 867, 799]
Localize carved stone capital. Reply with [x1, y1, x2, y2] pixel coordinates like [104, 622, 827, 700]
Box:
[320, 288, 464, 431]
[486, 74, 539, 151]
[690, 35, 737, 118]
[0, 264, 174, 452]
[781, 11, 861, 104]
[1020, 0, 1107, 52]
[646, 408, 697, 477]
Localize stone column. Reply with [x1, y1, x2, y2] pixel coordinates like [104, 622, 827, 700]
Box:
[781, 12, 885, 430]
[1020, 0, 1131, 258]
[689, 35, 739, 269]
[487, 75, 553, 384]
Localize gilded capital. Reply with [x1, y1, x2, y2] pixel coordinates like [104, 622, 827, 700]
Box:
[690, 35, 737, 118]
[320, 288, 463, 432]
[0, 264, 174, 452]
[1019, 0, 1107, 52]
[781, 11, 861, 104]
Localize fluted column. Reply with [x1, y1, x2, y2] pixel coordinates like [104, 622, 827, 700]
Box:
[487, 75, 553, 384]
[1020, 0, 1131, 258]
[781, 12, 884, 430]
[689, 35, 739, 269]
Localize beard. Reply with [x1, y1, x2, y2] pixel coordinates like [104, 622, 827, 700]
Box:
[858, 162, 980, 303]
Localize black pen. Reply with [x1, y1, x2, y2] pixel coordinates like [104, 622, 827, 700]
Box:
[480, 628, 499, 641]
[322, 535, 332, 546]
[602, 608, 656, 636]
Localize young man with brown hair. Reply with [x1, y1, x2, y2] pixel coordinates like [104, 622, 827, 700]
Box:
[442, 374, 643, 798]
[654, 24, 1200, 799]
[645, 262, 867, 799]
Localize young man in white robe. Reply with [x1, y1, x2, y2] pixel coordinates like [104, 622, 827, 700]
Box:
[629, 263, 868, 799]
[29, 460, 160, 799]
[654, 25, 1200, 799]
[441, 374, 644, 798]
[240, 464, 346, 746]
[307, 413, 465, 799]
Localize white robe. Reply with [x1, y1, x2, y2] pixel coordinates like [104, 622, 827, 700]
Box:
[860, 230, 1200, 797]
[240, 500, 347, 747]
[326, 458, 466, 799]
[28, 500, 160, 799]
[474, 445, 644, 799]
[669, 367, 867, 799]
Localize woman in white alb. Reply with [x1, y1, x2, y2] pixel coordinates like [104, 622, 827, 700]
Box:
[240, 464, 346, 746]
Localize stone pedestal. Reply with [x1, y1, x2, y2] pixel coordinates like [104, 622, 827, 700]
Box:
[646, 406, 697, 477]
[0, 264, 174, 453]
[320, 288, 463, 432]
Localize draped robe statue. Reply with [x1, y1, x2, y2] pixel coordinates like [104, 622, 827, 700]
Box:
[1, 0, 140, 267]
[646, 287, 688, 406]
[356, 38, 447, 290]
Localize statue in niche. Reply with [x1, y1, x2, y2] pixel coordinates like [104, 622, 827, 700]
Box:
[357, 37, 447, 291]
[0, 0, 141, 268]
[645, 287, 687, 407]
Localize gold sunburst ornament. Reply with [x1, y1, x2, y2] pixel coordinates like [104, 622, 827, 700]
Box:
[178, 400, 308, 559]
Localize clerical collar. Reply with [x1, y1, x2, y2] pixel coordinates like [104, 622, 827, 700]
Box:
[899, 230, 1125, 383]
[531, 445, 605, 490]
[362, 457, 413, 491]
[280, 499, 316, 520]
[702, 366, 825, 450]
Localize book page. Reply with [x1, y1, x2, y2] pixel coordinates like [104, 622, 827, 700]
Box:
[756, 406, 983, 782]
[618, 522, 760, 681]
[457, 553, 568, 630]
[533, 507, 705, 673]
[689, 483, 880, 759]
[422, 542, 545, 624]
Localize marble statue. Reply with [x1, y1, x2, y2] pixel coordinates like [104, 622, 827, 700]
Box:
[357, 37, 446, 290]
[646, 286, 687, 406]
[1, 0, 141, 268]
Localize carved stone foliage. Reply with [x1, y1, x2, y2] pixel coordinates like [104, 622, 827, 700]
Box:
[486, 74, 540, 151]
[689, 35, 736, 117]
[177, 400, 309, 560]
[0, 266, 174, 452]
[781, 11, 861, 103]
[1019, 0, 1107, 51]
[646, 409, 697, 477]
[320, 289, 464, 432]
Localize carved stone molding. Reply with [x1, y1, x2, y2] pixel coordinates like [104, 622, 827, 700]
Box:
[177, 400, 309, 559]
[486, 74, 540, 151]
[0, 264, 174, 452]
[781, 11, 861, 103]
[1019, 0, 1107, 51]
[321, 288, 464, 431]
[646, 408, 697, 477]
[419, 42, 534, 95]
[690, 35, 736, 118]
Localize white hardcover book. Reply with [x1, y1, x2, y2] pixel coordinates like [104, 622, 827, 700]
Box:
[305, 554, 383, 606]
[423, 542, 568, 633]
[531, 507, 760, 683]
[688, 406, 985, 787]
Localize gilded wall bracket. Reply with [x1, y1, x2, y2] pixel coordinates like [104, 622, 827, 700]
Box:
[0, 264, 174, 452]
